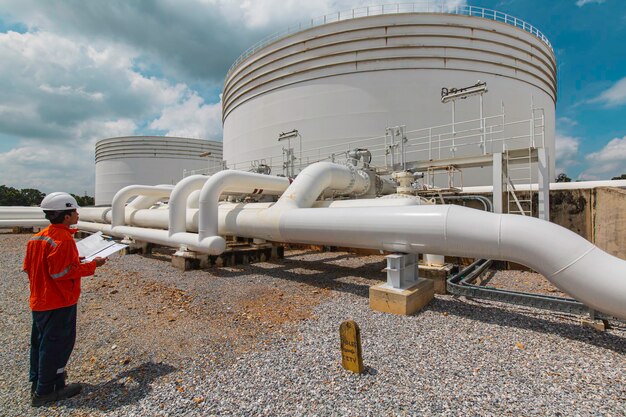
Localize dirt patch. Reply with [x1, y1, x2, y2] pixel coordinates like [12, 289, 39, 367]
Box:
[238, 285, 331, 328]
[75, 256, 334, 380]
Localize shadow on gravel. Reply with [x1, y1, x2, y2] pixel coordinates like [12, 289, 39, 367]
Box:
[65, 361, 176, 412]
[213, 254, 384, 297]
[430, 298, 626, 354]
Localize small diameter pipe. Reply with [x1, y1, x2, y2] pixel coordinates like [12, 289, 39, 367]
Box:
[0, 219, 49, 227]
[460, 179, 626, 194]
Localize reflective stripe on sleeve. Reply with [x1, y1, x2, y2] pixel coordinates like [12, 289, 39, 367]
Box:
[50, 265, 71, 279]
[29, 236, 57, 247]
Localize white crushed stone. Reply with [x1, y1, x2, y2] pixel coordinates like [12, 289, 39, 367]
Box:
[1, 232, 624, 416]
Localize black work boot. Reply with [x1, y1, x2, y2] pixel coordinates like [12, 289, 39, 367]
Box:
[31, 383, 82, 407]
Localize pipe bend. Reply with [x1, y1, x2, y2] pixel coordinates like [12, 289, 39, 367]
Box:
[169, 175, 209, 236]
[198, 170, 289, 241]
[111, 185, 173, 228]
[273, 162, 369, 210]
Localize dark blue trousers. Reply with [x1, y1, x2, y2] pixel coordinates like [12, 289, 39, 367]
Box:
[30, 304, 77, 395]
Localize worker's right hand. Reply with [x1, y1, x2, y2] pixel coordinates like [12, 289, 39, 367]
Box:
[93, 257, 107, 267]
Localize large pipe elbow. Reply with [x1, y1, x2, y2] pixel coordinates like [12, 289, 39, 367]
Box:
[111, 185, 173, 228]
[198, 170, 289, 241]
[274, 162, 370, 209]
[443, 205, 626, 319]
[169, 175, 209, 236]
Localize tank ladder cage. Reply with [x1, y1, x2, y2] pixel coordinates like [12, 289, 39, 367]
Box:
[446, 259, 614, 322]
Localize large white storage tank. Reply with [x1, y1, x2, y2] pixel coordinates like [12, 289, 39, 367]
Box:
[222, 5, 556, 184]
[95, 136, 222, 205]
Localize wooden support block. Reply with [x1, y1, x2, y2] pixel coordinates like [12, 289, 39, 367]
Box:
[418, 264, 453, 294]
[369, 278, 434, 316]
[122, 242, 152, 255]
[12, 226, 34, 234]
[171, 255, 201, 271]
[580, 318, 608, 332]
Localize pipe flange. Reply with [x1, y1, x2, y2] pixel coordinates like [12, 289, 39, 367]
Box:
[353, 170, 372, 197]
[101, 207, 112, 223]
[337, 163, 358, 194]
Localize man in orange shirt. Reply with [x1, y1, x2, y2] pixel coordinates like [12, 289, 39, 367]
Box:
[23, 192, 106, 407]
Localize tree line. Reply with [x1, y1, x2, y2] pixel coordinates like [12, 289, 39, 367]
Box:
[0, 185, 94, 207]
[556, 173, 626, 182]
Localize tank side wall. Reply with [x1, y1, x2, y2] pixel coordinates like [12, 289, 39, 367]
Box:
[222, 13, 556, 183]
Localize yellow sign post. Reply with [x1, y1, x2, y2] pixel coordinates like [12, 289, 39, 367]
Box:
[339, 320, 364, 374]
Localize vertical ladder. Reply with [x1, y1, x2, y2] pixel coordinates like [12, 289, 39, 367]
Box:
[505, 148, 533, 216]
[532, 107, 546, 148]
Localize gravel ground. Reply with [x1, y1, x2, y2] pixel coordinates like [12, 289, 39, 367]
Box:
[1, 231, 625, 416]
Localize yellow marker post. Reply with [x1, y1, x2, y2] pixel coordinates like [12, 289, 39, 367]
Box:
[339, 320, 364, 374]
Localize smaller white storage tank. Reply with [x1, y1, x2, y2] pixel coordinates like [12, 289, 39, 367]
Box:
[95, 136, 222, 205]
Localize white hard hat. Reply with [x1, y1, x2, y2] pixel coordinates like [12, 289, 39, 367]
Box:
[40, 192, 80, 211]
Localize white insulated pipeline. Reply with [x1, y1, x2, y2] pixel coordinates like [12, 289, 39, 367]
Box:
[35, 161, 626, 320]
[80, 171, 294, 254]
[0, 207, 48, 227]
[248, 205, 625, 319]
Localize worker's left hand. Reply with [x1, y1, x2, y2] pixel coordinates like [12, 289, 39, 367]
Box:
[93, 257, 107, 267]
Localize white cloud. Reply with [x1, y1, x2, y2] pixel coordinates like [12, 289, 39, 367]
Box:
[590, 77, 626, 107]
[557, 117, 578, 128]
[0, 144, 95, 194]
[581, 136, 626, 179]
[2, 0, 467, 82]
[576, 0, 605, 6]
[0, 118, 139, 194]
[150, 93, 222, 140]
[0, 0, 471, 194]
[555, 133, 581, 174]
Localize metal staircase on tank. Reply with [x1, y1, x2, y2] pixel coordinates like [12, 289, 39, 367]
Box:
[502, 106, 546, 216]
[505, 147, 533, 216]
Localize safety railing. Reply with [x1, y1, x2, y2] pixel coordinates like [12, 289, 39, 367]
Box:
[185, 109, 546, 178]
[227, 2, 552, 77]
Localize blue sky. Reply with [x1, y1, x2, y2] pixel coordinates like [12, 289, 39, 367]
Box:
[0, 0, 624, 194]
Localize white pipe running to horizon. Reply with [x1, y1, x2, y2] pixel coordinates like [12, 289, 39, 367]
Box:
[461, 179, 626, 194]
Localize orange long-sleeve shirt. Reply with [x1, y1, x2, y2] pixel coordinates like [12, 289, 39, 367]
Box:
[23, 224, 97, 311]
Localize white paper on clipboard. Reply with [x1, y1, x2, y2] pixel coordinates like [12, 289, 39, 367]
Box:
[76, 231, 127, 262]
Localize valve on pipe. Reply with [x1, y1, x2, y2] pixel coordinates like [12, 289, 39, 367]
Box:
[347, 148, 372, 168]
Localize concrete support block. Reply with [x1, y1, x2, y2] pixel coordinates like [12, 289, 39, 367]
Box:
[122, 240, 152, 255]
[369, 278, 434, 316]
[419, 263, 453, 294]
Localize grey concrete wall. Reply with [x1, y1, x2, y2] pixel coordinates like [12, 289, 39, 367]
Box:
[593, 187, 626, 259]
[468, 187, 624, 260]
